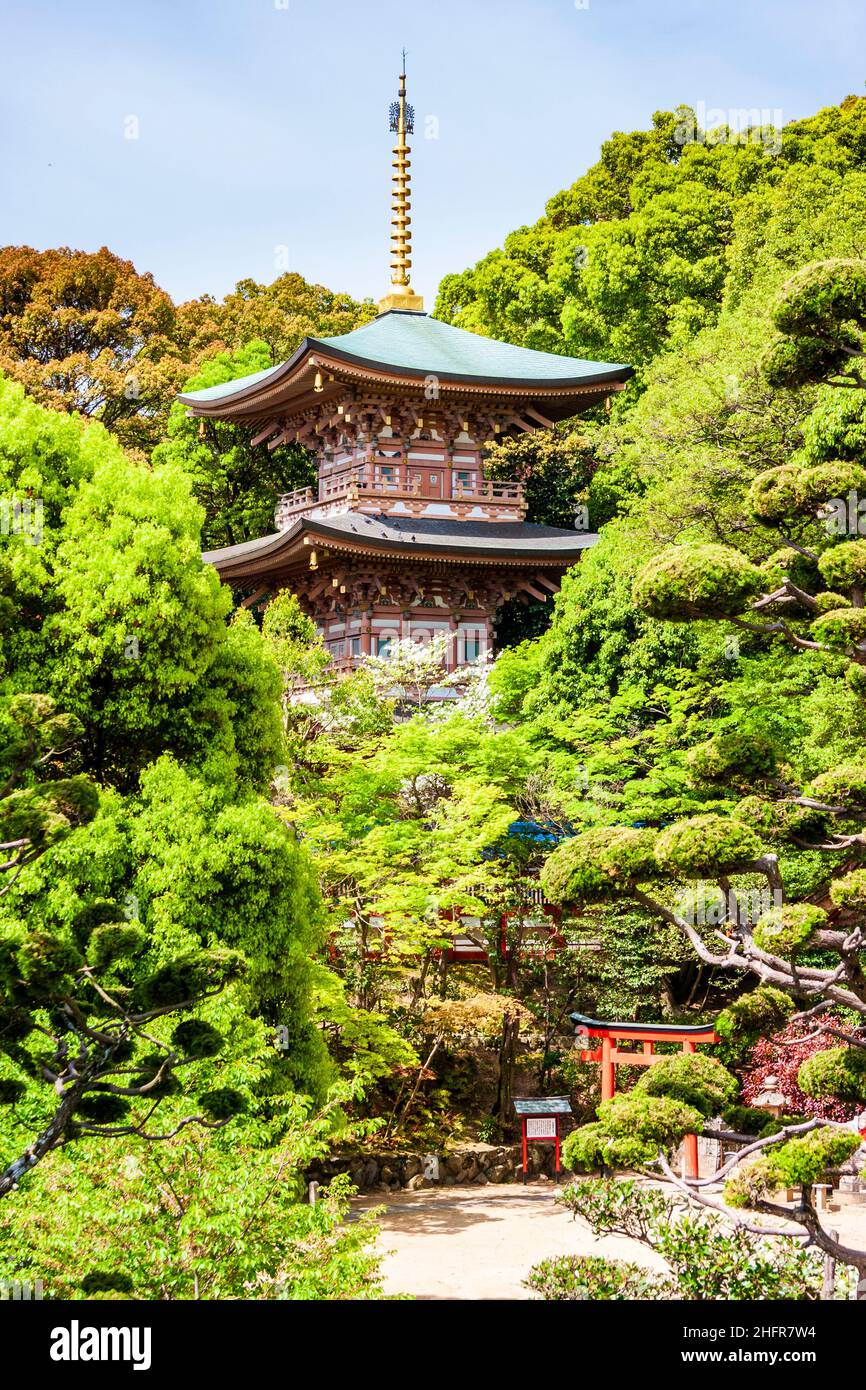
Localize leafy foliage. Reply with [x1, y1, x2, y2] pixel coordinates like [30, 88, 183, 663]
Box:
[0, 1115, 385, 1300]
[551, 1178, 836, 1299]
[526, 1253, 667, 1300]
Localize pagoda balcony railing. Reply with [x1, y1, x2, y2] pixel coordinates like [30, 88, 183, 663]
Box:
[275, 466, 524, 527]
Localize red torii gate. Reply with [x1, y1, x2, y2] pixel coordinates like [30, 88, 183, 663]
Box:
[571, 1013, 720, 1179]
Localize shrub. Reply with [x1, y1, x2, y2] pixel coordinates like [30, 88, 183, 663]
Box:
[562, 1123, 610, 1171]
[772, 260, 866, 338]
[811, 607, 866, 652]
[80, 1271, 135, 1296]
[798, 1047, 866, 1105]
[653, 1212, 831, 1299]
[830, 869, 866, 910]
[716, 987, 795, 1043]
[198, 1088, 247, 1120]
[170, 1020, 224, 1059]
[563, 1093, 704, 1170]
[16, 933, 81, 994]
[810, 764, 866, 806]
[818, 539, 866, 590]
[747, 465, 803, 522]
[634, 1053, 738, 1117]
[87, 923, 146, 970]
[725, 1127, 861, 1205]
[557, 1176, 673, 1239]
[525, 1253, 667, 1300]
[814, 590, 850, 613]
[688, 734, 776, 783]
[540, 826, 659, 903]
[634, 544, 764, 620]
[556, 1178, 834, 1299]
[752, 903, 827, 957]
[721, 1103, 778, 1136]
[654, 814, 761, 876]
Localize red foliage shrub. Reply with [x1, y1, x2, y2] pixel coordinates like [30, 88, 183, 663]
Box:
[741, 1018, 857, 1122]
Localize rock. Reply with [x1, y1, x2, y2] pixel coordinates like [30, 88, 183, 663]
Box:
[406, 1173, 430, 1190]
[472, 1171, 489, 1185]
[445, 1153, 463, 1176]
[403, 1156, 421, 1180]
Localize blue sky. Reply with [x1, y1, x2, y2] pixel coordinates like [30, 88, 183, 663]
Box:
[2, 0, 863, 309]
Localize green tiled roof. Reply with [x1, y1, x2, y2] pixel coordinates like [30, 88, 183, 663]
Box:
[183, 363, 281, 402]
[180, 311, 631, 405]
[316, 311, 629, 383]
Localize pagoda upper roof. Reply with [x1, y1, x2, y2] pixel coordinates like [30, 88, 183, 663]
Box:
[179, 310, 631, 416]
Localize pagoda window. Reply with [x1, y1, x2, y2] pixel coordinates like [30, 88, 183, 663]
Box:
[376, 635, 393, 658]
[460, 628, 485, 663]
[348, 635, 361, 657]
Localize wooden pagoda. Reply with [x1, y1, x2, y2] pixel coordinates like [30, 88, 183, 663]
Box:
[182, 62, 632, 679]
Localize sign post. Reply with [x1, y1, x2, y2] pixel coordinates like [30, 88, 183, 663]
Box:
[513, 1097, 572, 1183]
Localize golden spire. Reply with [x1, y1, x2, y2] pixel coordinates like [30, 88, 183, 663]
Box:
[378, 53, 424, 314]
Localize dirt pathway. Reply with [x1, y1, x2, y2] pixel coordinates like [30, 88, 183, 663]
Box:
[354, 1181, 866, 1300]
[353, 1183, 667, 1300]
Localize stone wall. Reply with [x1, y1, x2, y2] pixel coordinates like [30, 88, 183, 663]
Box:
[306, 1141, 564, 1193]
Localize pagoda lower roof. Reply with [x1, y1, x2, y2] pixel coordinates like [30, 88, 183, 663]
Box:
[203, 512, 597, 581]
[179, 310, 631, 422]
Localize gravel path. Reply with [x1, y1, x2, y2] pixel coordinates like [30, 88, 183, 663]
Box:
[352, 1183, 667, 1300]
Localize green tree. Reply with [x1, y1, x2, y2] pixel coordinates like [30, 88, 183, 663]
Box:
[0, 376, 284, 792]
[0, 1107, 385, 1299]
[175, 271, 376, 366]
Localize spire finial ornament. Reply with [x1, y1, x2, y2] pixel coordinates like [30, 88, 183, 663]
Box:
[378, 54, 424, 313]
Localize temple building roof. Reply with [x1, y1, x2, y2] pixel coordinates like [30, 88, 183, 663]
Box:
[179, 310, 632, 419]
[188, 61, 626, 610]
[203, 513, 597, 582]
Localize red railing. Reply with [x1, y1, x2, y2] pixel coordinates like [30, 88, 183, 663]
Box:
[274, 466, 524, 527]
